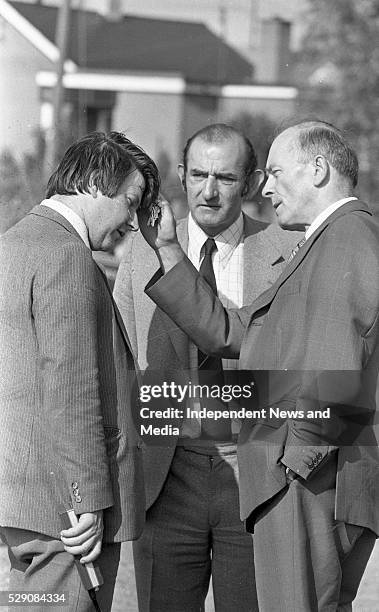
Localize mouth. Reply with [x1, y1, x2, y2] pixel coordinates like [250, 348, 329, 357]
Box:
[272, 201, 282, 210]
[199, 204, 221, 210]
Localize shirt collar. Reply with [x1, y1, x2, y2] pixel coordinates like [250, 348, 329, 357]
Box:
[305, 197, 357, 240]
[188, 212, 244, 267]
[41, 198, 91, 249]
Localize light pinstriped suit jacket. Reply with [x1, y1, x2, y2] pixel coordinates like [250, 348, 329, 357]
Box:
[0, 205, 144, 542]
[146, 200, 379, 535]
[114, 214, 301, 509]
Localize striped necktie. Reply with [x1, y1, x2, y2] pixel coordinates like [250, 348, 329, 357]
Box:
[288, 236, 307, 262]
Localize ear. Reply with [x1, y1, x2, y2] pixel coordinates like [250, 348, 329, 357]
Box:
[242, 169, 265, 198]
[88, 172, 99, 198]
[177, 164, 187, 192]
[89, 184, 98, 198]
[313, 155, 329, 186]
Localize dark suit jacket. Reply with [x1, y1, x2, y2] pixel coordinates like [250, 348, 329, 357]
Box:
[0, 205, 144, 542]
[114, 214, 301, 509]
[146, 201, 379, 535]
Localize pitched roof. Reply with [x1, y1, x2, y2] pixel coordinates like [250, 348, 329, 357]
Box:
[9, 1, 254, 85]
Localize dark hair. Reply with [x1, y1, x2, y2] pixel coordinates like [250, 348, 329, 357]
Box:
[182, 123, 258, 195]
[107, 132, 160, 209]
[46, 131, 160, 207]
[282, 120, 359, 188]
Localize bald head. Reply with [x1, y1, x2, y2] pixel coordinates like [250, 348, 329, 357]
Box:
[279, 121, 359, 188]
[262, 120, 358, 230]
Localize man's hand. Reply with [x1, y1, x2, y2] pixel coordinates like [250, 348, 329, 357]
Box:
[138, 197, 178, 251]
[138, 197, 185, 273]
[60, 510, 103, 564]
[284, 466, 299, 484]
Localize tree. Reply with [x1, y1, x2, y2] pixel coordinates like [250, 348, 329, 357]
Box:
[228, 111, 277, 169]
[228, 112, 277, 221]
[0, 151, 30, 234]
[294, 0, 379, 206]
[0, 135, 45, 234]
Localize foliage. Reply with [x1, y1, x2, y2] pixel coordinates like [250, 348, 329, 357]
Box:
[294, 0, 379, 205]
[0, 142, 45, 234]
[228, 112, 277, 169]
[227, 112, 278, 221]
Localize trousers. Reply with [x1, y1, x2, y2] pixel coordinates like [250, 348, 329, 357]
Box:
[250, 454, 375, 611]
[133, 446, 258, 611]
[0, 527, 121, 612]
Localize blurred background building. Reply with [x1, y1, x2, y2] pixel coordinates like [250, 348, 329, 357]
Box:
[0, 0, 305, 233]
[1, 3, 379, 606]
[1, 0, 378, 236]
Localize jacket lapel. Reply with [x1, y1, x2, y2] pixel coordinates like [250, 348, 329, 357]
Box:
[243, 217, 284, 264]
[177, 219, 189, 253]
[248, 200, 371, 317]
[242, 217, 286, 302]
[94, 261, 139, 374]
[155, 218, 190, 368]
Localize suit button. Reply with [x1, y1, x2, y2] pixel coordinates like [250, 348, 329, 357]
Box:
[72, 482, 79, 490]
[317, 452, 322, 460]
[306, 462, 313, 469]
[75, 495, 82, 503]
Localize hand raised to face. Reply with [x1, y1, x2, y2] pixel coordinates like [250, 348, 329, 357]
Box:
[138, 196, 179, 251]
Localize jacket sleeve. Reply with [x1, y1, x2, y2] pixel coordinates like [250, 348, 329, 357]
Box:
[145, 256, 252, 359]
[281, 214, 379, 479]
[33, 242, 114, 513]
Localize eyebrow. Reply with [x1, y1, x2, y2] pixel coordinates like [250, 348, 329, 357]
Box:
[190, 167, 239, 179]
[264, 166, 277, 176]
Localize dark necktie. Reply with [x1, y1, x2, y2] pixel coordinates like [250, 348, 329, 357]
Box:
[198, 238, 218, 368]
[197, 238, 231, 440]
[199, 238, 217, 292]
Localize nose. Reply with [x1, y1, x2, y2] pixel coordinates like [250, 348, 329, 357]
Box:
[203, 175, 218, 200]
[262, 175, 274, 199]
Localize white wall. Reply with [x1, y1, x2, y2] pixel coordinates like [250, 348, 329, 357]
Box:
[0, 19, 51, 157]
[113, 91, 183, 163]
[219, 95, 296, 124]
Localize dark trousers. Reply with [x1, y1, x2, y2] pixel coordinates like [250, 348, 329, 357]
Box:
[0, 527, 121, 612]
[133, 447, 258, 612]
